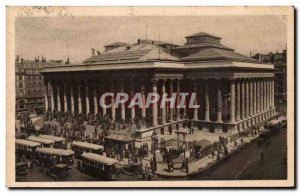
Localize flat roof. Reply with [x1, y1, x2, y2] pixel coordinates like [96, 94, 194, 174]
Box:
[27, 136, 55, 145]
[72, 141, 103, 150]
[39, 135, 65, 142]
[36, 148, 74, 156]
[16, 139, 41, 147]
[81, 153, 118, 165]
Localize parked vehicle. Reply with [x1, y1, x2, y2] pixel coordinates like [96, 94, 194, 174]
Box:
[47, 163, 69, 180]
[16, 162, 28, 176]
[36, 148, 74, 167]
[27, 136, 55, 148]
[72, 141, 103, 159]
[39, 135, 66, 149]
[80, 152, 118, 180]
[15, 139, 41, 159]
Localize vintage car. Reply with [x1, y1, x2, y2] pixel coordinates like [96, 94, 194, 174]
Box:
[47, 163, 70, 180]
[16, 162, 28, 176]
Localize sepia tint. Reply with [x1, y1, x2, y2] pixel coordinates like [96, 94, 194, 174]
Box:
[6, 6, 294, 188]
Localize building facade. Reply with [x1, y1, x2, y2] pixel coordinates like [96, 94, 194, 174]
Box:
[15, 56, 64, 113]
[41, 32, 275, 138]
[252, 50, 287, 110]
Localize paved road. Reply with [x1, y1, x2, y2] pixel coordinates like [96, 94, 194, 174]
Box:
[188, 128, 287, 180]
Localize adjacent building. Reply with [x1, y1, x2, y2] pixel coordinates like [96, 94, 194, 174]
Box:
[15, 56, 65, 113]
[252, 49, 287, 110]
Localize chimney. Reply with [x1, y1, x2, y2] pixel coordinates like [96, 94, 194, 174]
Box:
[15, 55, 20, 63]
[91, 48, 95, 56]
[65, 57, 70, 64]
[258, 54, 262, 62]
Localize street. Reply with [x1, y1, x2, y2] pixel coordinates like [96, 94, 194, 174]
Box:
[188, 127, 287, 180]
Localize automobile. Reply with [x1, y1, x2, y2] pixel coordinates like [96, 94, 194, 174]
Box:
[257, 129, 272, 146]
[47, 164, 69, 180]
[16, 162, 28, 176]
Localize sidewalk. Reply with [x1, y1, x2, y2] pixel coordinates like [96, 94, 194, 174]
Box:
[154, 134, 258, 178]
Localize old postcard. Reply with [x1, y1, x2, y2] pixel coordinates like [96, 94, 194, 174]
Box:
[6, 6, 294, 188]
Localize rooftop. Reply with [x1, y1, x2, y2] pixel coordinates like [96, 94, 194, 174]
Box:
[185, 32, 221, 39]
[181, 47, 260, 63]
[83, 43, 179, 65]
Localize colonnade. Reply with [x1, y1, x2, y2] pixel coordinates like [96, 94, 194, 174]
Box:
[44, 77, 275, 130]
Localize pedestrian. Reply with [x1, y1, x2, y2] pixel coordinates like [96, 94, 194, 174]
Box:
[185, 159, 189, 173]
[217, 153, 221, 162]
[211, 151, 215, 158]
[260, 151, 264, 160]
[171, 161, 174, 172]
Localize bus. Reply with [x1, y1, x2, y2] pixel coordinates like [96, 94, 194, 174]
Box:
[39, 135, 66, 148]
[80, 153, 118, 180]
[72, 141, 104, 158]
[15, 139, 41, 159]
[36, 148, 74, 167]
[27, 136, 55, 148]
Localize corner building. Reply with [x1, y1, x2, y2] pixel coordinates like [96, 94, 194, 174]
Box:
[42, 32, 275, 139]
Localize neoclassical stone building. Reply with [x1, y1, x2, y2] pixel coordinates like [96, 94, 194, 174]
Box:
[42, 32, 275, 138]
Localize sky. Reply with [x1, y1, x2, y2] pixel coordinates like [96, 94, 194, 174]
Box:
[15, 15, 287, 63]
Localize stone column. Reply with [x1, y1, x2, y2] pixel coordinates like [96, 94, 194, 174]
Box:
[235, 81, 240, 122]
[50, 81, 55, 112]
[260, 80, 264, 112]
[264, 79, 267, 111]
[249, 80, 253, 116]
[268, 79, 271, 109]
[230, 80, 236, 123]
[141, 83, 146, 119]
[57, 83, 61, 111]
[100, 81, 107, 116]
[271, 79, 275, 108]
[256, 80, 260, 113]
[161, 80, 166, 124]
[63, 83, 67, 112]
[120, 81, 126, 121]
[85, 81, 90, 114]
[152, 80, 158, 126]
[216, 80, 222, 123]
[245, 80, 249, 118]
[111, 81, 116, 120]
[253, 79, 257, 114]
[240, 81, 245, 120]
[78, 82, 82, 114]
[266, 78, 270, 111]
[70, 82, 75, 113]
[169, 80, 174, 122]
[130, 79, 135, 121]
[44, 80, 48, 111]
[204, 80, 210, 121]
[176, 79, 181, 120]
[93, 81, 98, 115]
[193, 80, 198, 121]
